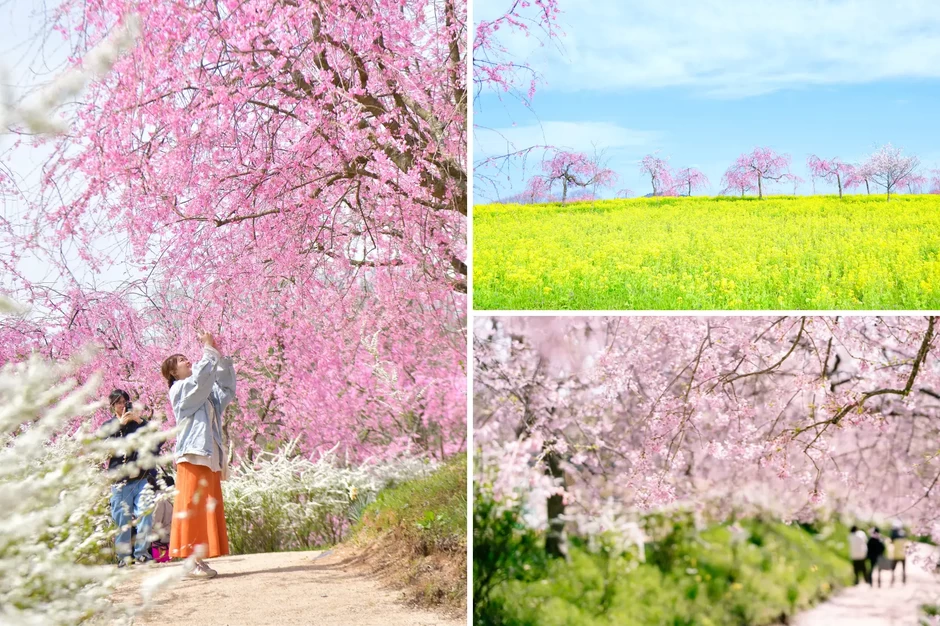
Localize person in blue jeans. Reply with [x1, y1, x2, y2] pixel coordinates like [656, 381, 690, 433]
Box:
[102, 389, 158, 566]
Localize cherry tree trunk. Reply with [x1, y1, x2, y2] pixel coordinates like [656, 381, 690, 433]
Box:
[544, 450, 567, 559]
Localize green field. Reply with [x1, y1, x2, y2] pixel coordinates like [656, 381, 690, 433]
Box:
[473, 195, 940, 310]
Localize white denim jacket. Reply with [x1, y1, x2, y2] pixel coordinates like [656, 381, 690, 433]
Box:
[170, 346, 236, 474]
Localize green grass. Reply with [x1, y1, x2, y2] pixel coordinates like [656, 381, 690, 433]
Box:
[480, 517, 855, 626]
[352, 454, 467, 610]
[473, 194, 940, 310]
[355, 453, 467, 552]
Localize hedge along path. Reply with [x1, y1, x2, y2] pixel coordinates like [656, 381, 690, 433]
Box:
[792, 544, 939, 626]
[107, 551, 463, 626]
[473, 195, 940, 310]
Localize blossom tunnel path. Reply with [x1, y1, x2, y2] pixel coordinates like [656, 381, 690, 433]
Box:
[793, 544, 939, 626]
[108, 550, 463, 626]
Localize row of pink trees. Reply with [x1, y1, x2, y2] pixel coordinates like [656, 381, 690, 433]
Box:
[508, 144, 934, 204]
[510, 151, 705, 204]
[475, 316, 940, 557]
[710, 144, 927, 201]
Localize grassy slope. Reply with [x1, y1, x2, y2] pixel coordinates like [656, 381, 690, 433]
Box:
[473, 195, 940, 310]
[350, 453, 467, 613]
[490, 519, 854, 626]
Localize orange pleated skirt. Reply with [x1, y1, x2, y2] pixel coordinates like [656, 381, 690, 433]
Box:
[170, 462, 230, 559]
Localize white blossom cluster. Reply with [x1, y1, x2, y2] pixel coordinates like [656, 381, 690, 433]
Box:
[1, 15, 141, 135]
[567, 498, 647, 561]
[223, 441, 436, 553]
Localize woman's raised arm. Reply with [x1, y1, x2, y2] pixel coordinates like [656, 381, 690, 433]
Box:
[213, 356, 236, 412]
[170, 346, 220, 416]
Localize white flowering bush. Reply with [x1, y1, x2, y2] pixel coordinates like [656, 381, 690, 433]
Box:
[223, 442, 436, 554]
[0, 361, 155, 623]
[0, 300, 180, 625]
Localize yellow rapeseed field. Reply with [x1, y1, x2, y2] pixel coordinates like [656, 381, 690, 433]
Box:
[473, 195, 940, 310]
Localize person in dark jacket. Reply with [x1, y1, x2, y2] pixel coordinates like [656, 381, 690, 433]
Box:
[102, 389, 158, 566]
[867, 527, 886, 587]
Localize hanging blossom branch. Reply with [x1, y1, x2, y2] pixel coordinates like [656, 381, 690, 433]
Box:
[794, 316, 936, 442]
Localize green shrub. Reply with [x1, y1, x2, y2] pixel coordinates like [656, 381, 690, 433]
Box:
[355, 452, 466, 553]
[922, 603, 940, 617]
[351, 454, 467, 611]
[473, 485, 549, 625]
[480, 510, 856, 626]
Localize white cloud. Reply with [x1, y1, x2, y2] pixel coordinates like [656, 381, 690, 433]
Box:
[474, 120, 658, 159]
[476, 0, 940, 97]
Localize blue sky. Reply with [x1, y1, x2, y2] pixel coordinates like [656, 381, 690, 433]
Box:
[473, 0, 940, 202]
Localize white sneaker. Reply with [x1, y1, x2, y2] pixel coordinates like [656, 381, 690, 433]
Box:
[185, 561, 217, 579]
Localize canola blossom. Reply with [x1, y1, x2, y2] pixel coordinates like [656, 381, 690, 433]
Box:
[473, 195, 940, 310]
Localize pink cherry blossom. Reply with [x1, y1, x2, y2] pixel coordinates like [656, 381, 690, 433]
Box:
[720, 167, 756, 197]
[475, 316, 940, 553]
[1, 0, 468, 461]
[639, 154, 676, 196]
[674, 167, 709, 197]
[860, 144, 921, 201]
[930, 169, 940, 194]
[541, 150, 617, 203]
[523, 175, 553, 204]
[726, 147, 792, 199]
[806, 155, 859, 198]
[898, 173, 928, 194]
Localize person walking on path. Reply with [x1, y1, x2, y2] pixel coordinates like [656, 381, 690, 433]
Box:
[161, 331, 236, 580]
[848, 525, 869, 585]
[867, 527, 887, 587]
[889, 523, 909, 585]
[102, 389, 157, 566]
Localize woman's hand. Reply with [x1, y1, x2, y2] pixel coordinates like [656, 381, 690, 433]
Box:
[198, 330, 218, 350]
[120, 408, 143, 426]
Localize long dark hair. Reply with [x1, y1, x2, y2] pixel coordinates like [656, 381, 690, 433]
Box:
[161, 354, 186, 389]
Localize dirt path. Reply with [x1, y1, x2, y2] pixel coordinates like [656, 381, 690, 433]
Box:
[793, 545, 939, 626]
[111, 550, 464, 626]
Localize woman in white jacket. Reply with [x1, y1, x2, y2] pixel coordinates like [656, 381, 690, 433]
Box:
[160, 331, 236, 579]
